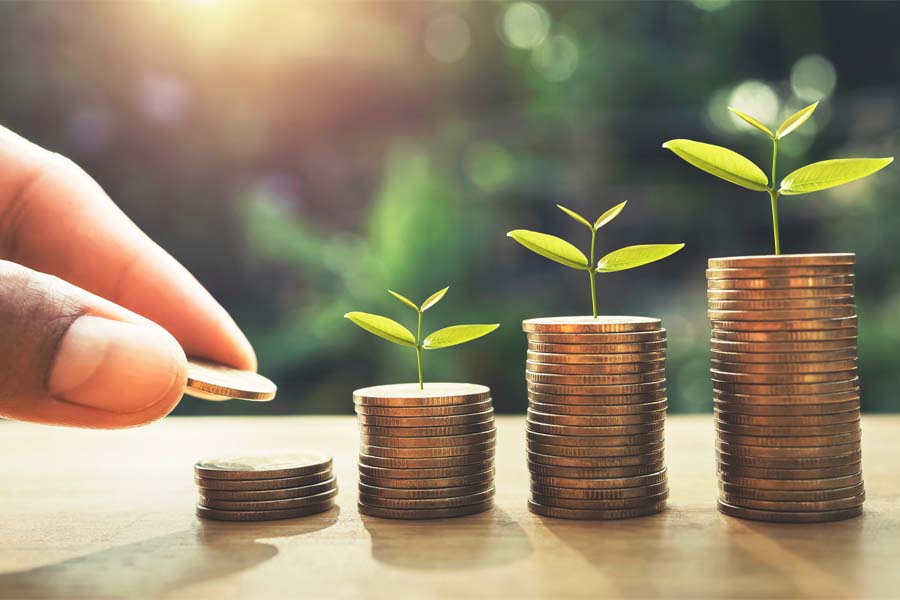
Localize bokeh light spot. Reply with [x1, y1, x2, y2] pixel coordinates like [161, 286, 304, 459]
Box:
[728, 80, 779, 129]
[791, 54, 837, 102]
[464, 141, 515, 193]
[691, 0, 732, 11]
[502, 2, 550, 50]
[706, 86, 736, 133]
[531, 34, 579, 82]
[425, 14, 471, 64]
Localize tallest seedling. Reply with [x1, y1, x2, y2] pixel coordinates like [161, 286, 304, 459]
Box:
[663, 101, 893, 254]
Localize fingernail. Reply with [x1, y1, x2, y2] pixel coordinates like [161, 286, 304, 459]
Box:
[49, 316, 186, 413]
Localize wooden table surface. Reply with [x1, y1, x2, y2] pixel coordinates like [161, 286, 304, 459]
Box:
[1, 415, 898, 599]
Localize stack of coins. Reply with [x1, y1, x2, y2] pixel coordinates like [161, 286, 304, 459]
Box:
[354, 383, 497, 519]
[708, 253, 865, 523]
[523, 316, 669, 519]
[194, 450, 337, 521]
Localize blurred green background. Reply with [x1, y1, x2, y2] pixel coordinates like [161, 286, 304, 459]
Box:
[1, 1, 897, 414]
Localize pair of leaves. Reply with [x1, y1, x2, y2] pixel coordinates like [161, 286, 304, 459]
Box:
[662, 139, 893, 195]
[558, 201, 627, 231]
[388, 286, 448, 313]
[507, 229, 683, 273]
[730, 101, 818, 141]
[345, 312, 498, 350]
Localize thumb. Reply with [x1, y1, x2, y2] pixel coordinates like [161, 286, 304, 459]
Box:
[0, 260, 187, 428]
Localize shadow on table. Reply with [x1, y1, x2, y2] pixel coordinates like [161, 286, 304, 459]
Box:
[362, 506, 532, 570]
[0, 507, 340, 599]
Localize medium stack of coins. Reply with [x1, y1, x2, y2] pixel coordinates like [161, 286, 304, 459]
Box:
[354, 383, 496, 519]
[194, 450, 337, 521]
[708, 253, 864, 523]
[523, 316, 669, 519]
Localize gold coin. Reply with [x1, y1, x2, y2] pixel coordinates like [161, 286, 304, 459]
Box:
[717, 472, 863, 491]
[714, 399, 860, 416]
[359, 429, 496, 448]
[716, 448, 862, 469]
[526, 331, 666, 344]
[716, 501, 862, 523]
[358, 488, 494, 510]
[196, 501, 334, 521]
[528, 461, 665, 479]
[707, 287, 855, 301]
[357, 498, 493, 519]
[526, 429, 665, 448]
[711, 369, 857, 384]
[717, 461, 862, 480]
[526, 361, 665, 375]
[523, 316, 661, 333]
[359, 469, 494, 489]
[717, 481, 864, 502]
[713, 388, 859, 405]
[712, 378, 859, 396]
[716, 430, 862, 448]
[354, 399, 493, 417]
[711, 328, 858, 343]
[707, 297, 854, 310]
[358, 481, 493, 500]
[715, 440, 860, 458]
[531, 481, 668, 500]
[713, 409, 860, 427]
[527, 389, 667, 405]
[360, 440, 496, 459]
[710, 348, 857, 363]
[526, 371, 665, 385]
[527, 499, 666, 519]
[711, 359, 857, 375]
[358, 420, 494, 438]
[719, 491, 865, 512]
[527, 408, 665, 426]
[353, 383, 490, 407]
[194, 470, 333, 491]
[708, 307, 856, 321]
[708, 254, 855, 269]
[357, 461, 492, 480]
[526, 350, 666, 365]
[529, 468, 668, 489]
[355, 409, 494, 428]
[198, 478, 337, 501]
[199, 487, 338, 511]
[357, 450, 495, 470]
[715, 419, 860, 437]
[528, 341, 667, 354]
[527, 440, 665, 458]
[186, 358, 277, 401]
[706, 265, 854, 279]
[528, 449, 665, 468]
[710, 338, 857, 353]
[527, 420, 664, 438]
[707, 275, 854, 290]
[529, 400, 668, 415]
[531, 490, 669, 511]
[195, 450, 332, 480]
[709, 316, 857, 332]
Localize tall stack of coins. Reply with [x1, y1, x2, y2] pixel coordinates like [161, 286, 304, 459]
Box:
[354, 383, 496, 519]
[708, 253, 864, 523]
[194, 450, 337, 521]
[523, 316, 669, 519]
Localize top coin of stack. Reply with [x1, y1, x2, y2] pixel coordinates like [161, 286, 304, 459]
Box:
[194, 450, 337, 521]
[523, 316, 669, 519]
[707, 253, 864, 523]
[353, 383, 496, 519]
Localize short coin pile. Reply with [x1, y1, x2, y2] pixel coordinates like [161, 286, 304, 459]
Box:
[708, 254, 864, 523]
[354, 383, 496, 519]
[524, 316, 669, 519]
[194, 450, 337, 521]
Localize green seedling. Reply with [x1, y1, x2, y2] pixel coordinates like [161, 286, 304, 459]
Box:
[345, 287, 499, 390]
[507, 202, 684, 318]
[663, 101, 893, 255]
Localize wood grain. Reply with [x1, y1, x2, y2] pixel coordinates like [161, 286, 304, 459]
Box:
[0, 415, 897, 599]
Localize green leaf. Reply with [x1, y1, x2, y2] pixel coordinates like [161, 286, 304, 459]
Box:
[662, 139, 769, 192]
[344, 312, 416, 347]
[779, 158, 894, 195]
[420, 286, 449, 312]
[728, 107, 774, 138]
[594, 201, 627, 230]
[507, 230, 590, 270]
[388, 290, 419, 312]
[597, 244, 685, 273]
[556, 204, 592, 229]
[776, 102, 818, 140]
[423, 324, 499, 350]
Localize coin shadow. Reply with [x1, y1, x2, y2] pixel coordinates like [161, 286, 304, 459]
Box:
[361, 506, 532, 570]
[0, 507, 340, 599]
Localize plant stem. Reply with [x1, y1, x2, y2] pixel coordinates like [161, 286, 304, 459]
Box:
[770, 138, 781, 255]
[416, 310, 423, 390]
[589, 228, 597, 319]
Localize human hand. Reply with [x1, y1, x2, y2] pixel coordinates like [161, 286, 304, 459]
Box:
[0, 125, 256, 428]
